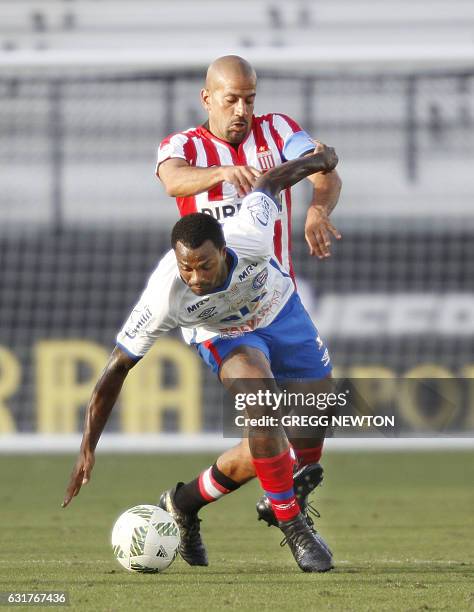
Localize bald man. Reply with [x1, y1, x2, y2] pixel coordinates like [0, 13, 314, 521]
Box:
[157, 55, 342, 269]
[155, 56, 341, 565]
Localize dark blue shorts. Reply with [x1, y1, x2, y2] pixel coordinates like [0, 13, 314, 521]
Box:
[195, 293, 332, 380]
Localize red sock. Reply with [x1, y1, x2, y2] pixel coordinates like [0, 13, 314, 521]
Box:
[293, 444, 323, 467]
[252, 448, 299, 522]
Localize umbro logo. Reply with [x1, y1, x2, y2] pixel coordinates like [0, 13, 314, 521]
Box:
[198, 306, 217, 320]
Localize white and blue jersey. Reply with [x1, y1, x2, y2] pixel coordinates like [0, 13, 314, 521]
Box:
[117, 191, 294, 354]
[116, 189, 332, 380]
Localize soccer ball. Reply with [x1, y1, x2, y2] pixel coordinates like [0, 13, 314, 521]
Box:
[111, 504, 180, 573]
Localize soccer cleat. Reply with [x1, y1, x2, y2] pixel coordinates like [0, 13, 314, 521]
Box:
[278, 513, 333, 573]
[158, 483, 209, 567]
[256, 463, 324, 528]
[256, 462, 333, 557]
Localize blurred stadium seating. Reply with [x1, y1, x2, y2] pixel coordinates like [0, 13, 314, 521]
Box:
[1, 1, 474, 50]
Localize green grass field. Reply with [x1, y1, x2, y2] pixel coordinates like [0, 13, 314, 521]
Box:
[1, 451, 473, 611]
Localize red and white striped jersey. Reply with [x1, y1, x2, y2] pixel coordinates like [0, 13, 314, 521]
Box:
[157, 113, 307, 277]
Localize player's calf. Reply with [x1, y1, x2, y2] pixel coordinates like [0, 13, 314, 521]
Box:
[256, 462, 324, 528]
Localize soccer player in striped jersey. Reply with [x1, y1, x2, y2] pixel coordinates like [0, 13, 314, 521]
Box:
[156, 55, 341, 543]
[157, 55, 342, 273]
[63, 143, 338, 572]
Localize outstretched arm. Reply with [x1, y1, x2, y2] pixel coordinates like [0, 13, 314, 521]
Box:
[254, 143, 338, 201]
[62, 346, 137, 507]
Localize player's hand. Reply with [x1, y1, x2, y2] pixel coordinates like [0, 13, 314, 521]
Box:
[62, 449, 95, 508]
[305, 205, 342, 258]
[221, 165, 261, 198]
[313, 141, 338, 174]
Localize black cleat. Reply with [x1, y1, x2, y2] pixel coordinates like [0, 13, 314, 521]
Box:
[279, 513, 333, 572]
[158, 483, 208, 566]
[256, 463, 333, 556]
[256, 463, 324, 528]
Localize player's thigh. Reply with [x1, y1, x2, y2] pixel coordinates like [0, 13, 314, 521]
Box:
[219, 345, 274, 382]
[221, 347, 289, 455]
[281, 374, 333, 395]
[219, 346, 279, 419]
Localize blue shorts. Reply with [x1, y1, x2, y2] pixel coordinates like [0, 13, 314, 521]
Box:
[195, 293, 332, 380]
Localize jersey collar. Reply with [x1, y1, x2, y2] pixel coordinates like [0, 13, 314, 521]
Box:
[196, 120, 254, 161]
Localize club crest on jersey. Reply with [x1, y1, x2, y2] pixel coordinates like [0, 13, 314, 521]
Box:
[257, 146, 276, 171]
[252, 267, 268, 289]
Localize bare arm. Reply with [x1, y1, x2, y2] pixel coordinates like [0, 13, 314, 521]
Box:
[308, 169, 342, 216]
[157, 157, 261, 199]
[62, 346, 137, 507]
[303, 167, 342, 258]
[255, 144, 338, 199]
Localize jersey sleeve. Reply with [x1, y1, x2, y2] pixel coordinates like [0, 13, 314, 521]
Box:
[156, 132, 197, 172]
[116, 251, 179, 359]
[224, 191, 282, 258]
[270, 113, 315, 161]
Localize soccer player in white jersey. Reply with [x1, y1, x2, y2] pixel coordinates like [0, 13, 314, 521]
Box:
[63, 143, 338, 572]
[157, 55, 342, 540]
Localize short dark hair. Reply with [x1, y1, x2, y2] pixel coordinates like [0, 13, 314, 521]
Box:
[171, 213, 225, 250]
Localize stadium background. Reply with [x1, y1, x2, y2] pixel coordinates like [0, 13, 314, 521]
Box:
[0, 0, 473, 446]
